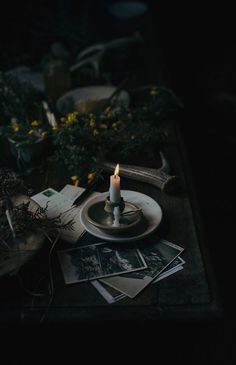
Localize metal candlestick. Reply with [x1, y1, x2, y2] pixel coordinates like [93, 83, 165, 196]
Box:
[85, 193, 143, 235]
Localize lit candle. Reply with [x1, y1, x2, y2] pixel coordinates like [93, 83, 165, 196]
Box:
[109, 164, 121, 203]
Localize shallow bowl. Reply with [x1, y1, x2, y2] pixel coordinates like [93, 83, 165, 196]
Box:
[85, 200, 143, 235]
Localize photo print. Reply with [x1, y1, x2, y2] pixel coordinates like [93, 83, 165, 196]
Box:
[100, 239, 184, 298]
[92, 255, 185, 304]
[57, 242, 147, 284]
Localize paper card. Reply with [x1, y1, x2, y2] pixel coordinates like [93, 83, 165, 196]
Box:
[31, 187, 86, 243]
[100, 239, 184, 298]
[57, 241, 148, 284]
[60, 184, 86, 203]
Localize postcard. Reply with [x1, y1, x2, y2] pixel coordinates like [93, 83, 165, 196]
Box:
[57, 241, 147, 284]
[100, 239, 184, 298]
[60, 184, 87, 204]
[31, 187, 99, 243]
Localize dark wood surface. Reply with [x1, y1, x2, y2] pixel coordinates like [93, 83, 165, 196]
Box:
[0, 121, 223, 325]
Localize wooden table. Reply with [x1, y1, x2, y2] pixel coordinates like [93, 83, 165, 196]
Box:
[0, 121, 223, 325]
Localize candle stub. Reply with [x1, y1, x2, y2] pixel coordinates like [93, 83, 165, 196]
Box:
[112, 206, 120, 227]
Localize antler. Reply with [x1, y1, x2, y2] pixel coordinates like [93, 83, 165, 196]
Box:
[101, 152, 177, 193]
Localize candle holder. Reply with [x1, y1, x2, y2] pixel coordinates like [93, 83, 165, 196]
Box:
[80, 190, 162, 242]
[84, 194, 143, 235]
[104, 196, 125, 214]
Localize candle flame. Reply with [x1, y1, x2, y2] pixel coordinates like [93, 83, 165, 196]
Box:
[114, 163, 119, 177]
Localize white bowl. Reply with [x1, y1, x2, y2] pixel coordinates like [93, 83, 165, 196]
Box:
[56, 85, 130, 115]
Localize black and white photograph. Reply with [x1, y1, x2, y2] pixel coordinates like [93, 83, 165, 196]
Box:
[124, 241, 184, 280]
[57, 242, 147, 284]
[92, 256, 185, 304]
[100, 240, 184, 298]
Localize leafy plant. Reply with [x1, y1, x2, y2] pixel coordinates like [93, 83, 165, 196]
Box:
[52, 86, 182, 180]
[0, 73, 53, 146]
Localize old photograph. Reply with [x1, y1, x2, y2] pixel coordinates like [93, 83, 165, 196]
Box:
[101, 239, 184, 298]
[57, 242, 147, 284]
[92, 255, 185, 303]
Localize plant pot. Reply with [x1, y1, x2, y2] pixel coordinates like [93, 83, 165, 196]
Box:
[8, 137, 53, 172]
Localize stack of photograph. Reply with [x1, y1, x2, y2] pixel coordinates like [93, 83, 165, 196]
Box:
[57, 239, 185, 304]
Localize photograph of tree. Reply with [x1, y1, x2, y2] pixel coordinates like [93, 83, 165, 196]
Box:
[57, 242, 147, 283]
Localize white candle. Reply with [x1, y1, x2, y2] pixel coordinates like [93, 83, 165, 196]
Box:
[109, 164, 121, 203]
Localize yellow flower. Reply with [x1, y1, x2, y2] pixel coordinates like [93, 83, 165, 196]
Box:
[60, 117, 66, 123]
[89, 119, 95, 128]
[28, 129, 35, 135]
[71, 175, 80, 186]
[71, 175, 78, 181]
[31, 120, 39, 127]
[112, 122, 118, 131]
[13, 125, 20, 132]
[41, 131, 48, 138]
[67, 113, 77, 123]
[104, 106, 111, 115]
[99, 123, 108, 129]
[150, 88, 159, 96]
[87, 172, 96, 183]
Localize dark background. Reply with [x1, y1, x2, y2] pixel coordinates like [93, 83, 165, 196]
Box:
[1, 1, 235, 363]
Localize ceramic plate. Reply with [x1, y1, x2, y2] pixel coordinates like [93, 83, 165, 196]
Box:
[80, 190, 162, 242]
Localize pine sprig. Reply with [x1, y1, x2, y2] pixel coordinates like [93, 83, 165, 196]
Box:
[0, 201, 74, 242]
[0, 169, 74, 242]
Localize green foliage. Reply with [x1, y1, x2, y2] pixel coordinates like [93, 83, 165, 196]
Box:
[0, 73, 43, 124]
[52, 86, 182, 180]
[0, 77, 183, 179]
[0, 169, 28, 201]
[0, 73, 52, 146]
